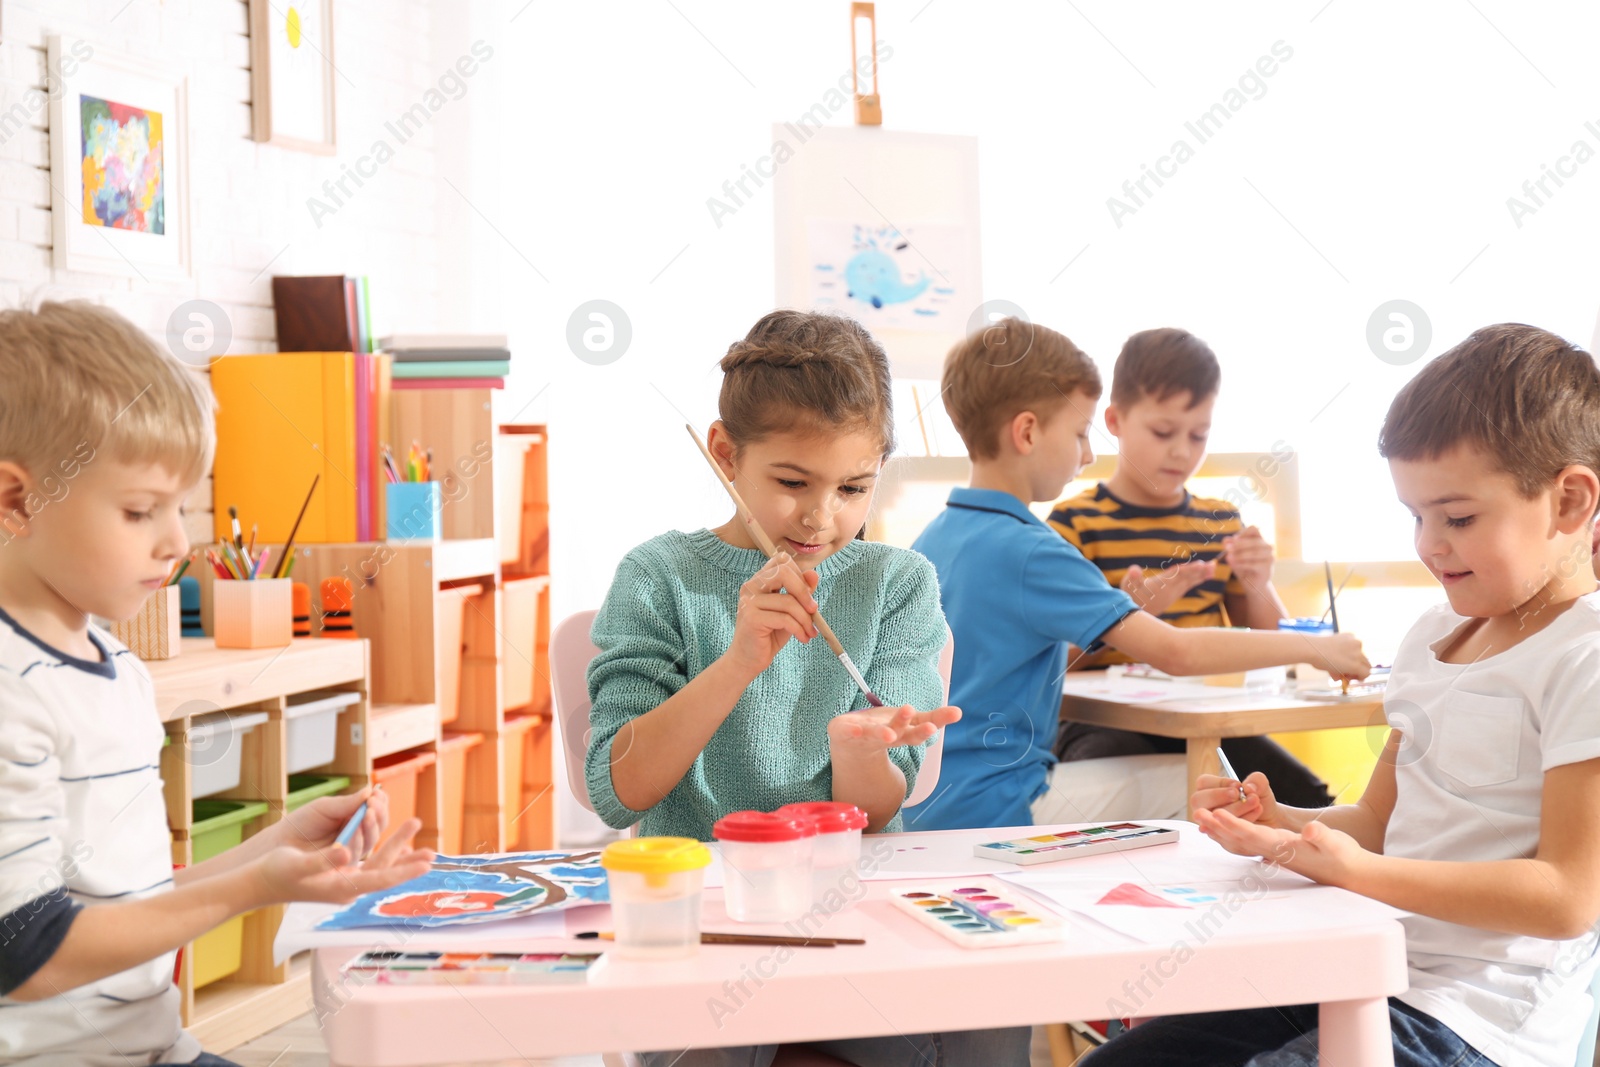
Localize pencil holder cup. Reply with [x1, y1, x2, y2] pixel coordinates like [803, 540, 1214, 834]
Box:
[1279, 617, 1335, 690]
[387, 481, 442, 543]
[179, 576, 205, 637]
[601, 838, 711, 961]
[110, 584, 181, 660]
[292, 582, 313, 637]
[213, 579, 293, 649]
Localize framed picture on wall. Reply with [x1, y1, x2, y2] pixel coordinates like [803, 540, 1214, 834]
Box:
[47, 36, 192, 282]
[249, 0, 337, 153]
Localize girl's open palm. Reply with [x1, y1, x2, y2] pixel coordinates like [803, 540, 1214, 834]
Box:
[828, 704, 961, 757]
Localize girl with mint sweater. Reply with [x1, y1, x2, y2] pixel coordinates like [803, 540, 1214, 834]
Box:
[584, 309, 1030, 1067]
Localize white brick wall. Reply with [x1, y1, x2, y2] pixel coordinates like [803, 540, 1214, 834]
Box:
[0, 0, 452, 352]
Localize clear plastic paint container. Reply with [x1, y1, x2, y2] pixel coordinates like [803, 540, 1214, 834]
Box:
[713, 811, 817, 923]
[776, 802, 868, 912]
[600, 837, 712, 960]
[1279, 617, 1335, 689]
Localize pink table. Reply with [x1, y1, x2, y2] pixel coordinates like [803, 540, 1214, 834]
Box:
[313, 824, 1407, 1066]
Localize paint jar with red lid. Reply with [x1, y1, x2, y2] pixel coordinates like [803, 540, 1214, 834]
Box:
[713, 811, 817, 923]
[776, 802, 868, 911]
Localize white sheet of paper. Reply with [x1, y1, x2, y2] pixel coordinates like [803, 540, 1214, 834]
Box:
[1061, 673, 1249, 704]
[701, 832, 1024, 889]
[999, 867, 1405, 945]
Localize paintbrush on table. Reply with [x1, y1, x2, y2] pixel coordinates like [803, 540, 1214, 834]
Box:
[1325, 561, 1347, 695]
[686, 424, 885, 708]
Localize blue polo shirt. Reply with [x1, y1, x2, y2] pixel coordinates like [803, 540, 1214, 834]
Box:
[907, 487, 1139, 830]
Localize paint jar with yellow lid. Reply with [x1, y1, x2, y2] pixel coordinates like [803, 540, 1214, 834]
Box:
[600, 837, 712, 960]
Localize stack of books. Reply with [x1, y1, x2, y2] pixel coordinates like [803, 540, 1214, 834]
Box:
[378, 333, 511, 389]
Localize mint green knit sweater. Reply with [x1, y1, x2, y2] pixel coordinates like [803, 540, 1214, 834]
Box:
[584, 529, 947, 839]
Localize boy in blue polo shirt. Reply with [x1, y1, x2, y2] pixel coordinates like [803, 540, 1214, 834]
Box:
[907, 318, 1369, 831]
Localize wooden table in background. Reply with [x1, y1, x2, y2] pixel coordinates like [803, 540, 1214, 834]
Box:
[1060, 676, 1384, 817]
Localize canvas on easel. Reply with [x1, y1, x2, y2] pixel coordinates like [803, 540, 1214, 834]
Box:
[772, 125, 981, 381]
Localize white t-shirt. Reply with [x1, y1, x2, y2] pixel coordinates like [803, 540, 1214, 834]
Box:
[1384, 595, 1600, 1067]
[0, 608, 199, 1065]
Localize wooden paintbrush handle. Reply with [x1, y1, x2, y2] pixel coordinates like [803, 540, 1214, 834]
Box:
[686, 425, 847, 659]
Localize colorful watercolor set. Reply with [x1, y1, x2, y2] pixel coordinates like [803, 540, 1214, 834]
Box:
[973, 823, 1179, 866]
[342, 950, 601, 985]
[888, 882, 1065, 948]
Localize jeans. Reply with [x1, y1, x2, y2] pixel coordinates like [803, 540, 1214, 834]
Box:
[1057, 725, 1337, 809]
[152, 1056, 243, 1067]
[637, 1024, 1033, 1066]
[1080, 998, 1500, 1067]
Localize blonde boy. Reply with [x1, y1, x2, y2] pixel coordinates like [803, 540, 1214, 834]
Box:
[908, 318, 1367, 830]
[0, 302, 429, 1066]
[1089, 322, 1600, 1067]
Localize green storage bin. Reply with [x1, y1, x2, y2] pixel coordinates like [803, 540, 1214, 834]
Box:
[286, 774, 351, 812]
[189, 799, 268, 987]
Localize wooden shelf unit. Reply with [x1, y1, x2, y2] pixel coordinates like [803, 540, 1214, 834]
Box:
[498, 423, 555, 850]
[169, 382, 555, 1049]
[148, 637, 370, 1036]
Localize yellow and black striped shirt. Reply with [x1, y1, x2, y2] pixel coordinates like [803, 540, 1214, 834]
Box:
[1046, 483, 1246, 668]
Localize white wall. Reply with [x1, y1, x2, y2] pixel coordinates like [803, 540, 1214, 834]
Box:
[0, 0, 452, 359]
[482, 0, 1600, 613]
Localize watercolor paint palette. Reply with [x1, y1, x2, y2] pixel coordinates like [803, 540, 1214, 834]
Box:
[973, 823, 1179, 866]
[342, 950, 600, 985]
[888, 882, 1066, 948]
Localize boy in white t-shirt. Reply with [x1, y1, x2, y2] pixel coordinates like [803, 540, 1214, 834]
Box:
[0, 302, 433, 1066]
[1085, 323, 1600, 1067]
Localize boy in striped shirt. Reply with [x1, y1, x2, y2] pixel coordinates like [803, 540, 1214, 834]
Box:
[1048, 327, 1335, 808]
[0, 301, 432, 1066]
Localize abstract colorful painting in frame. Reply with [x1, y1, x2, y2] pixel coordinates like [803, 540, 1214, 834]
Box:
[79, 94, 164, 234]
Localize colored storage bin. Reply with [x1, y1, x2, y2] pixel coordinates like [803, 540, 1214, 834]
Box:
[434, 586, 472, 724]
[500, 577, 543, 711]
[189, 799, 268, 988]
[372, 746, 437, 849]
[286, 773, 351, 812]
[188, 710, 270, 799]
[284, 689, 361, 773]
[438, 731, 484, 855]
[500, 713, 542, 849]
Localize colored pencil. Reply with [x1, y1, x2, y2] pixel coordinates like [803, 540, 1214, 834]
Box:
[272, 475, 320, 579]
[685, 423, 884, 708]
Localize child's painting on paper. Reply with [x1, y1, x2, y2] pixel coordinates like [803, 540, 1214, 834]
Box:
[806, 220, 969, 332]
[316, 851, 608, 930]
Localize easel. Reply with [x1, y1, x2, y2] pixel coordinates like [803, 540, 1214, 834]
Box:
[851, 3, 881, 125]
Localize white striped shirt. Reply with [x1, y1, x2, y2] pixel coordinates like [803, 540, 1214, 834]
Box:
[0, 606, 199, 1065]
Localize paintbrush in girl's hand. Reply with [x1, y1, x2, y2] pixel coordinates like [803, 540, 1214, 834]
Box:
[686, 424, 885, 708]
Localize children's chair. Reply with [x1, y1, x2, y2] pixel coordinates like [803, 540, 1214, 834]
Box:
[552, 610, 953, 822]
[551, 614, 871, 1067]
